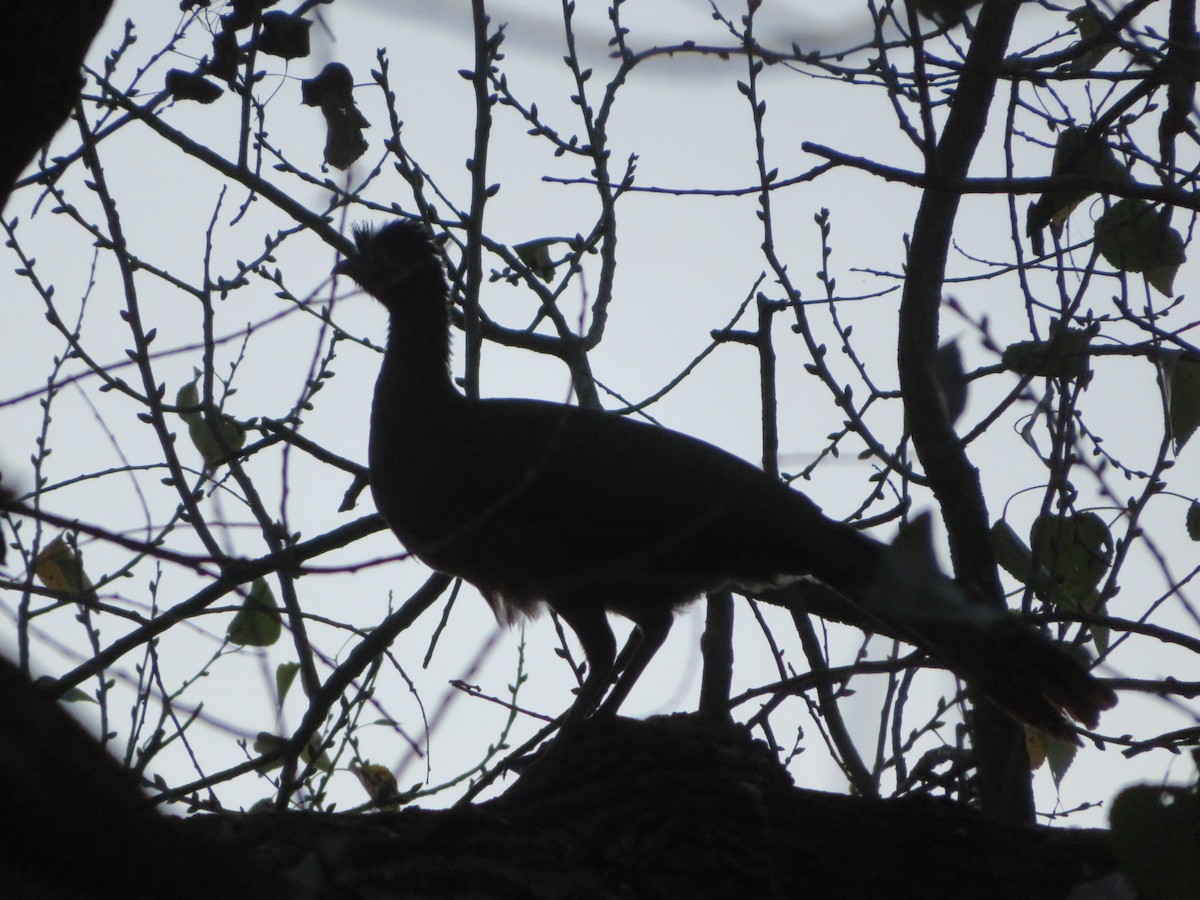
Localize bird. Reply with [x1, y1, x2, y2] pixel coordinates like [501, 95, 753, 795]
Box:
[335, 218, 1116, 741]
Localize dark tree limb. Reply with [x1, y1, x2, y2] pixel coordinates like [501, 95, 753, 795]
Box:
[897, 1, 1034, 822]
[0, 656, 282, 899]
[0, 1, 113, 211]
[0, 650, 1122, 898]
[183, 715, 1119, 899]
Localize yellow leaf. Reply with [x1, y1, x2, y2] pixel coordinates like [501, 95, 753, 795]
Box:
[34, 536, 96, 602]
[352, 762, 400, 806]
[1025, 725, 1047, 771]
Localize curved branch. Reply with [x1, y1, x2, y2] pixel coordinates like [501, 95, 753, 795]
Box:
[895, 1, 1031, 823]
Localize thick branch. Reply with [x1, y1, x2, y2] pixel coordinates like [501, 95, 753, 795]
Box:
[189, 716, 1118, 898]
[896, 1, 1032, 822]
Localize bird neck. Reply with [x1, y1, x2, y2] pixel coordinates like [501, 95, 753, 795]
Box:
[374, 268, 461, 412]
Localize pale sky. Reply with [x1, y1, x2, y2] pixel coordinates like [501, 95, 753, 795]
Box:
[1, 1, 1196, 824]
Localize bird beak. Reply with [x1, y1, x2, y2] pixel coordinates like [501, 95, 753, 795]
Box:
[333, 255, 355, 279]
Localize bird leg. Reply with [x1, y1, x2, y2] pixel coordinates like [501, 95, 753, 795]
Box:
[555, 604, 675, 728]
[555, 604, 617, 731]
[598, 608, 673, 717]
[597, 630, 645, 714]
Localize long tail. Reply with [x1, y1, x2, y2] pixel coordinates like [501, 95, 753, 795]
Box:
[906, 617, 1115, 741]
[793, 514, 1116, 741]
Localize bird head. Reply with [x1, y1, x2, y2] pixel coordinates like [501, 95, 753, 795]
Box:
[334, 219, 442, 303]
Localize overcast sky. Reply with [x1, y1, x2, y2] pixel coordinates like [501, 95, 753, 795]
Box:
[1, 1, 1195, 824]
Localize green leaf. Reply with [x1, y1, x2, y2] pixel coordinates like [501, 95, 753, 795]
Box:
[934, 340, 967, 424]
[1030, 512, 1112, 614]
[1001, 325, 1093, 381]
[1187, 500, 1200, 541]
[301, 64, 370, 170]
[259, 11, 311, 61]
[514, 239, 557, 282]
[164, 69, 223, 104]
[252, 732, 286, 771]
[990, 520, 1054, 595]
[1110, 785, 1200, 900]
[1045, 732, 1079, 787]
[176, 374, 246, 471]
[1024, 725, 1080, 783]
[1026, 127, 1126, 252]
[1027, 513, 1108, 614]
[276, 661, 301, 704]
[251, 732, 331, 773]
[35, 675, 95, 704]
[1065, 7, 1118, 74]
[58, 686, 96, 704]
[1090, 602, 1111, 654]
[1050, 128, 1125, 224]
[1159, 350, 1200, 454]
[227, 578, 282, 647]
[301, 740, 334, 773]
[1095, 199, 1186, 296]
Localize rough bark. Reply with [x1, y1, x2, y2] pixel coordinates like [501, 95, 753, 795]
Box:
[1, 640, 1123, 899]
[192, 716, 1117, 899]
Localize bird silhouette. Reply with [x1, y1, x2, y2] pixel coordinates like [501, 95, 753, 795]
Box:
[336, 219, 1115, 740]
